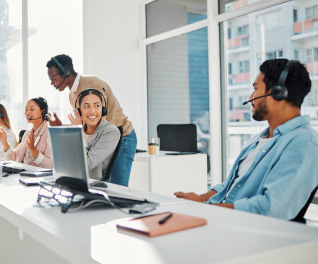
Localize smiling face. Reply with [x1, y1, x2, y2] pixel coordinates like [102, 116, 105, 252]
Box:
[249, 72, 270, 121]
[25, 100, 44, 123]
[80, 94, 102, 130]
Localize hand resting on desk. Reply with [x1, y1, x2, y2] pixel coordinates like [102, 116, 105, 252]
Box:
[174, 190, 217, 202]
[174, 190, 234, 209]
[174, 192, 206, 202]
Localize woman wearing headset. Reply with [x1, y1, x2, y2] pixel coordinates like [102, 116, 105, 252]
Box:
[0, 97, 52, 169]
[0, 104, 17, 160]
[68, 89, 120, 180]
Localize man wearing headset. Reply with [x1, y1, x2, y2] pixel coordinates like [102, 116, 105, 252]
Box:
[175, 59, 318, 221]
[46, 54, 136, 187]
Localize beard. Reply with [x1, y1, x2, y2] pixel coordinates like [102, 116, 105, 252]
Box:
[252, 99, 269, 121]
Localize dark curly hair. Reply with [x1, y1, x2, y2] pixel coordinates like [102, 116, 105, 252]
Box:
[260, 59, 311, 108]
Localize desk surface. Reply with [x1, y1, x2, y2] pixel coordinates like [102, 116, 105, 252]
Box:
[1, 172, 318, 264]
[134, 151, 205, 162]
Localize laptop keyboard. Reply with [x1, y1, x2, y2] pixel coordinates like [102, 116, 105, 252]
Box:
[1, 161, 41, 172]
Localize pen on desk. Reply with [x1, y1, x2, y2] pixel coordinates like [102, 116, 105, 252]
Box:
[159, 212, 173, 224]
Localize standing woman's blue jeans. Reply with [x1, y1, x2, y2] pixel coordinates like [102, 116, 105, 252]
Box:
[110, 129, 137, 186]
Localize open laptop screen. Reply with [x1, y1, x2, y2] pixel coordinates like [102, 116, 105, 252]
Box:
[49, 126, 89, 192]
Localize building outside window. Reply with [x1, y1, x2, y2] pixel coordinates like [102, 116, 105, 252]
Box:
[221, 0, 318, 176]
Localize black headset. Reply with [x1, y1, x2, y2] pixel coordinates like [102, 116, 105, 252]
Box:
[28, 97, 48, 121]
[37, 97, 48, 120]
[269, 60, 292, 101]
[75, 88, 108, 117]
[243, 60, 292, 105]
[51, 57, 71, 78]
[41, 98, 49, 120]
[0, 110, 4, 119]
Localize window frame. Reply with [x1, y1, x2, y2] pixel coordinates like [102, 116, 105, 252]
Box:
[142, 0, 293, 186]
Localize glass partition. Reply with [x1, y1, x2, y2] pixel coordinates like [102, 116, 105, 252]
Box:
[147, 27, 210, 157]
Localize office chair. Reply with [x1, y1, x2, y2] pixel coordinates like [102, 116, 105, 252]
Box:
[102, 126, 123, 181]
[157, 124, 198, 152]
[19, 130, 26, 143]
[291, 186, 318, 224]
[157, 124, 210, 172]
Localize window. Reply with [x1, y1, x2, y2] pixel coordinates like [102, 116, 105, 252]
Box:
[294, 49, 299, 60]
[266, 50, 284, 60]
[306, 5, 318, 20]
[0, 1, 23, 133]
[146, 0, 207, 37]
[305, 7, 312, 20]
[145, 2, 210, 180]
[239, 61, 249, 73]
[306, 48, 313, 62]
[0, 0, 83, 133]
[221, 0, 318, 178]
[293, 9, 298, 22]
[256, 10, 282, 32]
[147, 27, 210, 152]
[28, 0, 83, 125]
[228, 28, 232, 39]
[314, 47, 318, 61]
[237, 25, 248, 36]
[228, 62, 233, 74]
[219, 0, 263, 14]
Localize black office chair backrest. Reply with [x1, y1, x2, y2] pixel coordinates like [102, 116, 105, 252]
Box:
[157, 124, 197, 152]
[102, 126, 123, 181]
[291, 186, 318, 224]
[19, 130, 26, 143]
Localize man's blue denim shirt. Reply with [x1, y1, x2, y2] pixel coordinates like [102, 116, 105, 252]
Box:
[209, 115, 318, 220]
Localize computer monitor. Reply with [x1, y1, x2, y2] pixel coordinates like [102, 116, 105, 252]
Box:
[49, 126, 89, 192]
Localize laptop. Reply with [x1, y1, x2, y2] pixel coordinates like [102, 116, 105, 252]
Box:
[47, 126, 146, 205]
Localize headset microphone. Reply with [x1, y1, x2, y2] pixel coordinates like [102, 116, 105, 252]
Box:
[55, 77, 66, 90]
[242, 94, 271, 105]
[28, 117, 42, 120]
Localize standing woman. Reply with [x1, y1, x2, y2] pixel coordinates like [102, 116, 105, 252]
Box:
[0, 104, 17, 160]
[0, 97, 52, 169]
[68, 89, 120, 180]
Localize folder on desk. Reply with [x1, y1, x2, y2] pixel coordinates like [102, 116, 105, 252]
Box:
[116, 212, 207, 237]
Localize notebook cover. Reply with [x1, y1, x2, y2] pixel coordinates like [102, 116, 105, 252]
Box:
[116, 212, 207, 237]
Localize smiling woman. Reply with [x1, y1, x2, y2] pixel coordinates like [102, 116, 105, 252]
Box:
[68, 89, 120, 180]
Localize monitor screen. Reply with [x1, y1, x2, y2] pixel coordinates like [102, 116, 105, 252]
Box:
[49, 126, 89, 192]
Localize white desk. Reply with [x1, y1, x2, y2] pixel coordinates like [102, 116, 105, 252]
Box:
[1, 173, 318, 263]
[129, 152, 207, 196]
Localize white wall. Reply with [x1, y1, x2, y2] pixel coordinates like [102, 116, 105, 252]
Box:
[83, 0, 144, 147]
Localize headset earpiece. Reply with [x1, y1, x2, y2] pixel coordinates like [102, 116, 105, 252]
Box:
[76, 107, 82, 116]
[41, 98, 48, 120]
[270, 85, 288, 101]
[51, 57, 71, 78]
[270, 60, 292, 101]
[102, 105, 108, 116]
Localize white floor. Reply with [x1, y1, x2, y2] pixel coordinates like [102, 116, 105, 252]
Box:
[305, 203, 318, 227]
